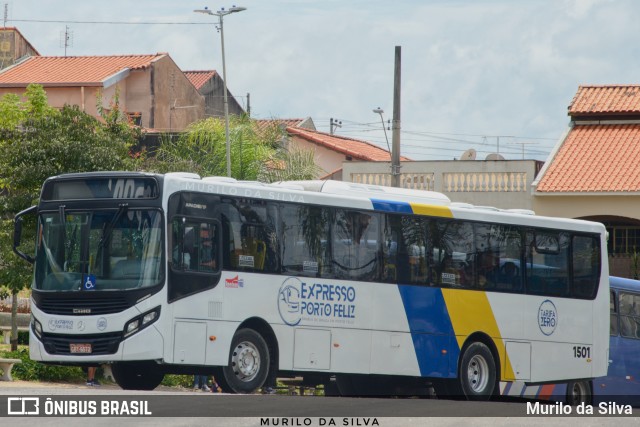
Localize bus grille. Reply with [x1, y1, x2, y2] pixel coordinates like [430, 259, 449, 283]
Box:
[41, 332, 123, 356]
[37, 295, 131, 315]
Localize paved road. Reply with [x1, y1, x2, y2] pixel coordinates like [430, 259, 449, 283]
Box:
[0, 381, 637, 426]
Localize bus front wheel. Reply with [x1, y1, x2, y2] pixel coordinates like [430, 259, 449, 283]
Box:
[459, 342, 496, 400]
[112, 361, 164, 390]
[219, 328, 270, 394]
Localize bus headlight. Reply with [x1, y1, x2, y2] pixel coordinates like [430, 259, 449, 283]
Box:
[123, 306, 161, 338]
[32, 318, 42, 339]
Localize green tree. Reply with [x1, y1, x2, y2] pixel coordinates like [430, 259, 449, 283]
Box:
[148, 115, 322, 182]
[258, 144, 323, 182]
[0, 84, 138, 349]
[151, 115, 273, 179]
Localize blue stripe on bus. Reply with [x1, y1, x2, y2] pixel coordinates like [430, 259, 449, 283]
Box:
[397, 285, 460, 378]
[370, 199, 414, 214]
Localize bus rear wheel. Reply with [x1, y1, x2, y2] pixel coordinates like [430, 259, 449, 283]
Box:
[112, 361, 164, 390]
[218, 328, 270, 394]
[566, 380, 592, 406]
[459, 342, 496, 400]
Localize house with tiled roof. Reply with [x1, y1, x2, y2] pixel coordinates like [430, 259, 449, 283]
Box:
[0, 53, 204, 132]
[285, 127, 410, 180]
[184, 70, 245, 118]
[533, 85, 640, 277]
[253, 117, 316, 137]
[0, 27, 39, 69]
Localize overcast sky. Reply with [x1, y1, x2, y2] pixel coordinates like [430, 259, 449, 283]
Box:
[8, 0, 640, 161]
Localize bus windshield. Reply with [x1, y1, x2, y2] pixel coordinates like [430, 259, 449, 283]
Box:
[34, 209, 164, 291]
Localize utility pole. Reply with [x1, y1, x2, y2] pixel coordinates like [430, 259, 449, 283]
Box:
[391, 46, 402, 188]
[246, 92, 250, 117]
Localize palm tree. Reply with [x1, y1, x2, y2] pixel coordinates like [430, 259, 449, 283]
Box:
[147, 115, 322, 182]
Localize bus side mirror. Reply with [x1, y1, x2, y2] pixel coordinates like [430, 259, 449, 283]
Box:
[14, 205, 37, 264]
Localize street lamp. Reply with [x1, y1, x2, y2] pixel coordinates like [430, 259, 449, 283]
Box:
[195, 5, 247, 177]
[373, 107, 392, 158]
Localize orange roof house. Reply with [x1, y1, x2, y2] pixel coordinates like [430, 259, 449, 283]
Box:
[0, 53, 205, 132]
[253, 117, 316, 134]
[184, 69, 245, 118]
[535, 85, 640, 194]
[533, 85, 640, 276]
[285, 127, 410, 180]
[535, 124, 640, 193]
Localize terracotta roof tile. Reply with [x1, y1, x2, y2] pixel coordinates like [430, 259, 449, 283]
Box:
[255, 118, 307, 133]
[0, 54, 166, 87]
[569, 85, 640, 116]
[183, 70, 217, 90]
[537, 124, 640, 192]
[287, 127, 411, 162]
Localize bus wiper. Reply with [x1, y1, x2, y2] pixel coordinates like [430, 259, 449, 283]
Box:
[98, 203, 128, 249]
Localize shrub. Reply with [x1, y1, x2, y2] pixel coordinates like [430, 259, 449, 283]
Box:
[1, 349, 85, 382]
[17, 330, 28, 345]
[161, 374, 192, 388]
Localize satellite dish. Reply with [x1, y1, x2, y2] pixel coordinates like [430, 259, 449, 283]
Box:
[460, 148, 477, 160]
[485, 153, 505, 161]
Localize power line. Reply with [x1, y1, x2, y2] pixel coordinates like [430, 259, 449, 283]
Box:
[8, 18, 210, 25]
[314, 117, 558, 143]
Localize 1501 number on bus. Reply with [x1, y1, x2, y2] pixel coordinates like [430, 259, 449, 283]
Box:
[572, 345, 591, 359]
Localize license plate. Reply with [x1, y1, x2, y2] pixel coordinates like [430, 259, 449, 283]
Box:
[70, 343, 92, 354]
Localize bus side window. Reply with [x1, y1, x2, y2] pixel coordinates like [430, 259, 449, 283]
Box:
[611, 290, 619, 336]
[525, 231, 569, 297]
[331, 210, 380, 282]
[619, 292, 640, 339]
[432, 220, 473, 288]
[281, 204, 329, 278]
[572, 235, 600, 299]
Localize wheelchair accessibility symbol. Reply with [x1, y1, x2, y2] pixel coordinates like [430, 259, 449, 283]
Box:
[83, 274, 96, 291]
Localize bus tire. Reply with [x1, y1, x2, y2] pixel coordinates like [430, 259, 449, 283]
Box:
[566, 380, 592, 406]
[323, 377, 340, 397]
[112, 361, 164, 390]
[459, 342, 496, 400]
[432, 378, 464, 400]
[219, 328, 270, 394]
[335, 374, 359, 396]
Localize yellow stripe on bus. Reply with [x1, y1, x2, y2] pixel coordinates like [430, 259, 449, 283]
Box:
[409, 203, 454, 218]
[441, 288, 515, 381]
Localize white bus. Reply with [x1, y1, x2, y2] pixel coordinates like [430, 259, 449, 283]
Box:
[14, 171, 609, 400]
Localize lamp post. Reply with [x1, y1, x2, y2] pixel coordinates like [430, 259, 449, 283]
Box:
[195, 5, 247, 177]
[373, 107, 391, 155]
